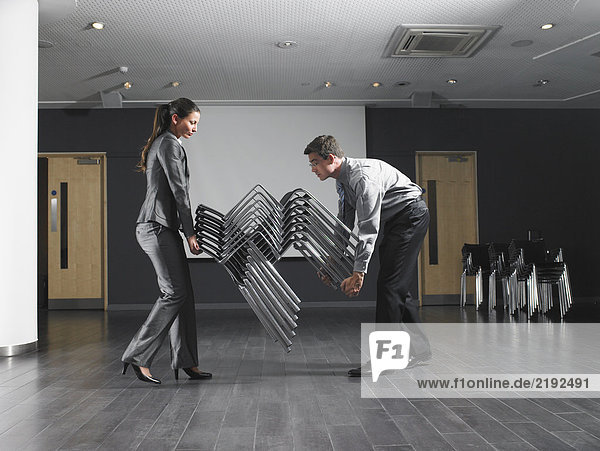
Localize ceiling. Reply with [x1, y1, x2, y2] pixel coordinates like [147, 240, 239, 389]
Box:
[38, 0, 600, 108]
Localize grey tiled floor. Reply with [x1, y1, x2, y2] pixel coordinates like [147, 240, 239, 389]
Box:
[0, 306, 599, 450]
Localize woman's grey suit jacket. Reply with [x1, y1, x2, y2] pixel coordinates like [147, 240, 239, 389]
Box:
[136, 131, 195, 238]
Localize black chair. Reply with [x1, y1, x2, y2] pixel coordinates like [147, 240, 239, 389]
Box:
[507, 239, 573, 318]
[460, 243, 490, 309]
[539, 247, 572, 318]
[487, 242, 510, 312]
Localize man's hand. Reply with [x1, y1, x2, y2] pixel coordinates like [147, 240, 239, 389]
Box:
[187, 235, 202, 255]
[341, 271, 364, 297]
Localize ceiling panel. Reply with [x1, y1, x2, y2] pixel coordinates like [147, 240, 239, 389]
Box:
[37, 0, 600, 108]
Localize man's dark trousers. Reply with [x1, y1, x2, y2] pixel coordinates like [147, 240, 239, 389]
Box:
[376, 198, 431, 357]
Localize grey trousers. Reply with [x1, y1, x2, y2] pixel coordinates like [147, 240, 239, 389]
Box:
[376, 199, 431, 357]
[122, 222, 198, 369]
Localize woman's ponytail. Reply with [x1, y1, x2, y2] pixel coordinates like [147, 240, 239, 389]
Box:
[137, 104, 171, 172]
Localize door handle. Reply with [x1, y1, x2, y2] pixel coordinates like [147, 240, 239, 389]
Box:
[50, 198, 57, 232]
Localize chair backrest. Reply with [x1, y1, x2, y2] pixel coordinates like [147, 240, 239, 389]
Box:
[462, 243, 490, 271]
[488, 242, 508, 270]
[488, 242, 508, 261]
[509, 239, 547, 265]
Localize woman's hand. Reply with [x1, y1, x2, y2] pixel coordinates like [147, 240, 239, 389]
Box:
[187, 235, 201, 255]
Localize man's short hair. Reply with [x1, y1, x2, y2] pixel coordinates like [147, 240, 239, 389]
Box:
[304, 135, 344, 159]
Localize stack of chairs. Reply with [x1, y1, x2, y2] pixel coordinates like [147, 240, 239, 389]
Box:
[507, 239, 573, 319]
[280, 188, 357, 289]
[461, 239, 573, 319]
[488, 242, 510, 312]
[460, 244, 490, 310]
[194, 185, 358, 351]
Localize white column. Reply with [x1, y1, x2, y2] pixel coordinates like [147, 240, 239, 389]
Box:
[0, 0, 38, 355]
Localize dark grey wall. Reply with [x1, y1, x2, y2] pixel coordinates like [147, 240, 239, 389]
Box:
[39, 107, 599, 306]
[38, 109, 372, 306]
[366, 108, 600, 297]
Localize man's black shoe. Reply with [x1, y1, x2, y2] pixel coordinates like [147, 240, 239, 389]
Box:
[348, 367, 361, 377]
[348, 354, 431, 376]
[348, 365, 371, 377]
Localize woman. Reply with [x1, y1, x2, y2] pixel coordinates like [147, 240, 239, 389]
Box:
[121, 98, 211, 384]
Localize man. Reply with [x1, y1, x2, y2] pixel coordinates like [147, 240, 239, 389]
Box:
[304, 135, 431, 376]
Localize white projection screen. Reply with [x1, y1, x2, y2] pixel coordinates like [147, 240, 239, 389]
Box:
[184, 105, 366, 258]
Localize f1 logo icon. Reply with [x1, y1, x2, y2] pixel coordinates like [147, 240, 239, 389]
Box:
[368, 331, 411, 382]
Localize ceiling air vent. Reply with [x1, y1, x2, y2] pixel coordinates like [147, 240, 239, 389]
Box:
[384, 25, 500, 58]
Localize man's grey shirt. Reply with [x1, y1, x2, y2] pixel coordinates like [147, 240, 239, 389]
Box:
[336, 157, 423, 273]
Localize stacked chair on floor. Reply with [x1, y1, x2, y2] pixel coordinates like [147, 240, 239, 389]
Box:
[460, 244, 491, 310]
[488, 242, 510, 312]
[461, 238, 573, 319]
[194, 185, 358, 351]
[507, 239, 573, 319]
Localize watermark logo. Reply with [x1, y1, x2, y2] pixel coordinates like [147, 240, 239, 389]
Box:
[368, 331, 410, 382]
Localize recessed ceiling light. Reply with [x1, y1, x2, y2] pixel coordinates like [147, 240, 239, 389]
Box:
[447, 79, 458, 84]
[540, 23, 554, 30]
[123, 81, 133, 89]
[324, 81, 334, 88]
[371, 82, 382, 88]
[91, 22, 104, 30]
[276, 41, 298, 49]
[170, 81, 181, 88]
[537, 79, 549, 85]
[38, 40, 54, 48]
[395, 81, 411, 86]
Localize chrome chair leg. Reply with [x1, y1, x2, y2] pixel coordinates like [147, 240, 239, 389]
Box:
[460, 271, 467, 307]
[488, 271, 496, 312]
[475, 267, 482, 310]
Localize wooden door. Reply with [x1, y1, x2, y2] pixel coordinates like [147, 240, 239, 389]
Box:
[417, 153, 478, 305]
[43, 154, 107, 309]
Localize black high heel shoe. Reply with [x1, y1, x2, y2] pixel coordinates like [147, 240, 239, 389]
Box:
[174, 368, 212, 380]
[122, 362, 161, 384]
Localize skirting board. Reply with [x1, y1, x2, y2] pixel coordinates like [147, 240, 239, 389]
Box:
[422, 294, 464, 306]
[107, 301, 376, 311]
[0, 341, 38, 356]
[49, 298, 104, 310]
